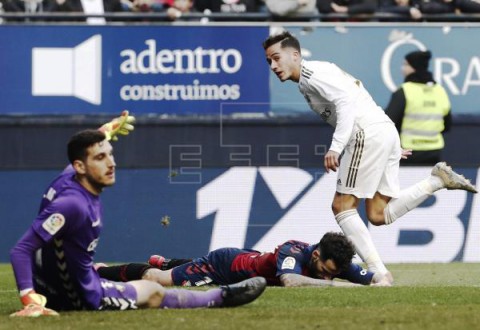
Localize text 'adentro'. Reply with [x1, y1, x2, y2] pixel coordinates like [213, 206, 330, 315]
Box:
[120, 40, 243, 75]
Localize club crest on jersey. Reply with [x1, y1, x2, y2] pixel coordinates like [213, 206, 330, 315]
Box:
[281, 256, 296, 270]
[42, 213, 65, 235]
[320, 107, 332, 121]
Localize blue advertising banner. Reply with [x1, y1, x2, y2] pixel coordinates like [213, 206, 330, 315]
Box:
[1, 167, 479, 263]
[0, 25, 270, 115]
[270, 25, 480, 115]
[0, 24, 479, 115]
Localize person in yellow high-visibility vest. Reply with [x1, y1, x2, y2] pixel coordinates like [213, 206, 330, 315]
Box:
[386, 50, 451, 165]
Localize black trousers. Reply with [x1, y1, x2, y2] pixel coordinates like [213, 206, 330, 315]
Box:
[401, 149, 442, 166]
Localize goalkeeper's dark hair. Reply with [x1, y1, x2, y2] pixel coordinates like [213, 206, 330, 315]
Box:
[262, 30, 301, 53]
[68, 129, 106, 164]
[317, 232, 355, 273]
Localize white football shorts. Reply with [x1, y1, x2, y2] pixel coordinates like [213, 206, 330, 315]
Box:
[336, 122, 401, 199]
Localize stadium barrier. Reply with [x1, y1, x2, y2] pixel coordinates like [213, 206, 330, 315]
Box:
[1, 23, 479, 117]
[1, 12, 480, 22]
[1, 115, 480, 169]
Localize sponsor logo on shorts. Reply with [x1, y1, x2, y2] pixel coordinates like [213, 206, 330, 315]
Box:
[194, 277, 213, 286]
[281, 256, 296, 270]
[42, 213, 65, 235]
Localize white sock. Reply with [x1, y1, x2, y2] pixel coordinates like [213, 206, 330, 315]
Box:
[384, 176, 444, 225]
[335, 209, 388, 275]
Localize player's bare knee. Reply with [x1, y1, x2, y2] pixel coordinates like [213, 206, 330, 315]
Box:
[332, 203, 347, 215]
[333, 192, 360, 214]
[142, 268, 160, 282]
[331, 196, 357, 215]
[130, 279, 167, 308]
[142, 269, 173, 286]
[144, 282, 166, 308]
[331, 202, 339, 215]
[146, 291, 165, 308]
[366, 212, 386, 226]
[331, 198, 346, 215]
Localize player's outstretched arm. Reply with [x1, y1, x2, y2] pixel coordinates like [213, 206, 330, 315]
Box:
[99, 110, 135, 141]
[280, 273, 361, 287]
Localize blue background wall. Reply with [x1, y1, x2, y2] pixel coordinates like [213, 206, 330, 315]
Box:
[2, 167, 479, 263]
[0, 24, 479, 115]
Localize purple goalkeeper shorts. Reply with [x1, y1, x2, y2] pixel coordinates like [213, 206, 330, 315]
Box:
[98, 279, 138, 311]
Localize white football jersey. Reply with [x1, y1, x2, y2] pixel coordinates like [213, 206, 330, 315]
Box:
[298, 59, 392, 153]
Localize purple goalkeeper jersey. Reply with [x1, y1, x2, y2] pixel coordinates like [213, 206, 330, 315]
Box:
[10, 166, 107, 310]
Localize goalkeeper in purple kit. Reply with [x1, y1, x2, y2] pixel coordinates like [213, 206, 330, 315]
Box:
[9, 111, 266, 317]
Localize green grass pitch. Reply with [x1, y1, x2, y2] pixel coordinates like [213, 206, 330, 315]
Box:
[1, 263, 480, 330]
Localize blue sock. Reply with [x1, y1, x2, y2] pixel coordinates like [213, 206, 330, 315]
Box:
[159, 288, 223, 309]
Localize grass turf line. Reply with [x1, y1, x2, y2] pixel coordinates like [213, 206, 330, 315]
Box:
[1, 263, 480, 330]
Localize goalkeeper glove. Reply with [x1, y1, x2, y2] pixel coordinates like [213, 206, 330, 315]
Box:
[20, 290, 47, 307]
[10, 304, 59, 317]
[10, 290, 59, 317]
[99, 110, 135, 141]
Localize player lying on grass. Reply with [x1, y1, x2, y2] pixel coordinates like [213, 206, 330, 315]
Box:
[9, 112, 266, 317]
[96, 232, 391, 287]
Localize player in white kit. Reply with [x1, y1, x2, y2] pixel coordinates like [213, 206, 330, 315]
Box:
[262, 30, 477, 284]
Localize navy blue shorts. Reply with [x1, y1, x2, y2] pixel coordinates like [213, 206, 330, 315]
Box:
[171, 248, 248, 286]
